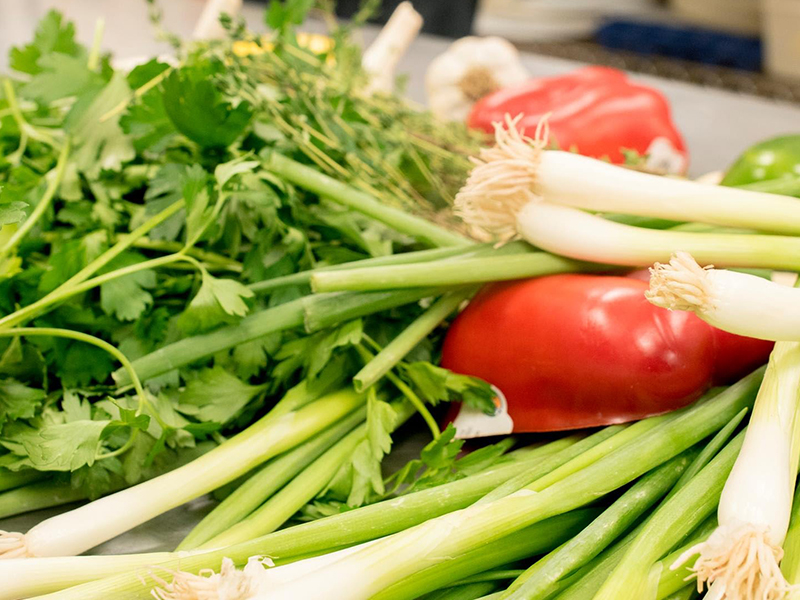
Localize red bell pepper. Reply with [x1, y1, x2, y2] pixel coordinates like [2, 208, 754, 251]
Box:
[467, 66, 689, 174]
[441, 274, 772, 436]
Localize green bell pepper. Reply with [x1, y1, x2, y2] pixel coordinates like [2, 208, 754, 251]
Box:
[722, 135, 800, 186]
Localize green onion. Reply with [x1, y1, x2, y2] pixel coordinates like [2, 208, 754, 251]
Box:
[501, 450, 695, 600]
[483, 414, 676, 504]
[199, 401, 416, 549]
[248, 243, 520, 295]
[218, 372, 761, 600]
[648, 252, 800, 341]
[177, 406, 368, 550]
[0, 480, 83, 521]
[454, 118, 800, 238]
[0, 469, 44, 494]
[13, 439, 580, 599]
[264, 152, 472, 248]
[655, 518, 718, 599]
[509, 202, 800, 271]
[310, 253, 595, 293]
[593, 431, 746, 600]
[371, 510, 598, 600]
[421, 582, 501, 600]
[0, 389, 364, 559]
[668, 343, 800, 600]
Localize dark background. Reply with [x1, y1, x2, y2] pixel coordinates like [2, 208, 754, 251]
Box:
[335, 0, 479, 38]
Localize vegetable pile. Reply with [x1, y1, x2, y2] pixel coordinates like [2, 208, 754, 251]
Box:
[3, 2, 800, 600]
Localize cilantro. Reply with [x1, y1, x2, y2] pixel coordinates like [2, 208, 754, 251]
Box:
[178, 366, 266, 426]
[178, 269, 254, 334]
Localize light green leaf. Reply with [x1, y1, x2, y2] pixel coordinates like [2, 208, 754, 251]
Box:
[179, 366, 265, 425]
[178, 269, 254, 334]
[6, 420, 109, 471]
[215, 157, 260, 189]
[100, 253, 156, 321]
[0, 379, 46, 424]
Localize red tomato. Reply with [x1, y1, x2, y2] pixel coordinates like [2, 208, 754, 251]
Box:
[441, 275, 718, 432]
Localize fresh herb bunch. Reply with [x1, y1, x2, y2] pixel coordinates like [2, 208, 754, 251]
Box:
[0, 3, 490, 514]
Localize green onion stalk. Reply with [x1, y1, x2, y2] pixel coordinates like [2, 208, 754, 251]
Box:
[248, 242, 530, 295]
[500, 450, 696, 600]
[196, 400, 418, 550]
[506, 202, 800, 272]
[592, 431, 747, 600]
[0, 388, 365, 560]
[2, 437, 583, 599]
[421, 582, 502, 600]
[665, 342, 800, 600]
[370, 510, 598, 600]
[177, 407, 369, 550]
[0, 469, 44, 494]
[539, 409, 741, 600]
[165, 371, 761, 600]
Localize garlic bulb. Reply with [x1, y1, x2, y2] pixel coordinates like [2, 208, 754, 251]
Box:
[426, 36, 528, 121]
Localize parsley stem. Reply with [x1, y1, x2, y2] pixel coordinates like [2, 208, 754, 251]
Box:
[355, 289, 474, 392]
[264, 153, 473, 248]
[127, 237, 242, 271]
[2, 79, 60, 148]
[311, 252, 604, 293]
[0, 139, 71, 262]
[356, 344, 440, 439]
[87, 18, 105, 72]
[0, 468, 44, 494]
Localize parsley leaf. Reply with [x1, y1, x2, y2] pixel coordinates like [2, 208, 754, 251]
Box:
[402, 362, 496, 414]
[162, 64, 253, 148]
[3, 420, 109, 471]
[65, 72, 135, 177]
[0, 378, 46, 425]
[179, 366, 266, 426]
[9, 10, 84, 75]
[99, 252, 156, 321]
[0, 201, 28, 226]
[178, 269, 254, 334]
